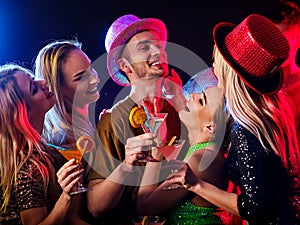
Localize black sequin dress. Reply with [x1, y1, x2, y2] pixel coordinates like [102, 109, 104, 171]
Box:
[225, 122, 299, 225]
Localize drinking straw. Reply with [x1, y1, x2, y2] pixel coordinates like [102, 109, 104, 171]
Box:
[167, 136, 177, 146]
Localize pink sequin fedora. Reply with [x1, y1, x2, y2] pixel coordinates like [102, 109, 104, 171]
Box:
[105, 14, 167, 86]
[213, 14, 289, 94]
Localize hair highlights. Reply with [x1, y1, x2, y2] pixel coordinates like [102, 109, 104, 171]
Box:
[213, 46, 299, 174]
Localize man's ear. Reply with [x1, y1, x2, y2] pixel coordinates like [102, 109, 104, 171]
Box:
[203, 121, 215, 134]
[117, 58, 131, 74]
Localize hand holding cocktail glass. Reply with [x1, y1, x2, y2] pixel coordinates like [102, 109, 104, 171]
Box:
[56, 156, 85, 195]
[164, 161, 200, 191]
[57, 135, 95, 195]
[129, 104, 167, 162]
[157, 139, 186, 190]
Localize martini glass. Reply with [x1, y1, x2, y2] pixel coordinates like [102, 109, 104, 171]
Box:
[158, 139, 185, 161]
[157, 139, 186, 190]
[138, 111, 168, 162]
[58, 143, 92, 195]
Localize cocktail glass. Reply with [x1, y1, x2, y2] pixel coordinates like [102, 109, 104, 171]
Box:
[58, 145, 92, 195]
[157, 139, 185, 161]
[139, 112, 168, 162]
[157, 139, 186, 190]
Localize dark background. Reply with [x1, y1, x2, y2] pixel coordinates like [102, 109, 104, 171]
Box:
[0, 0, 297, 117]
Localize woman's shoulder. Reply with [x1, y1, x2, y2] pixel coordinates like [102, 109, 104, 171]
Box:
[15, 160, 45, 193]
[18, 160, 36, 174]
[231, 122, 256, 139]
[232, 122, 245, 132]
[15, 160, 48, 211]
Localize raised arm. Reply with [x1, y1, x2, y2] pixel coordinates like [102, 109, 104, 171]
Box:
[19, 159, 86, 225]
[87, 133, 154, 218]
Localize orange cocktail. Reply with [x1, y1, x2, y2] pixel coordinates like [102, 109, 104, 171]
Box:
[58, 149, 83, 163]
[58, 136, 95, 195]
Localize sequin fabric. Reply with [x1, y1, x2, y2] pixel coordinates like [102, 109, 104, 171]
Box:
[0, 161, 47, 224]
[292, 191, 300, 220]
[225, 122, 300, 225]
[165, 200, 231, 225]
[0, 147, 65, 225]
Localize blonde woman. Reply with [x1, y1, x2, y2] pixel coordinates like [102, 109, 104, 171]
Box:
[135, 84, 232, 225]
[167, 14, 300, 224]
[33, 39, 100, 224]
[0, 64, 84, 224]
[33, 39, 100, 147]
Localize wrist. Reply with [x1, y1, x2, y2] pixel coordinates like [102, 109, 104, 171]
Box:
[151, 147, 164, 161]
[61, 191, 72, 202]
[120, 161, 136, 172]
[188, 179, 202, 193]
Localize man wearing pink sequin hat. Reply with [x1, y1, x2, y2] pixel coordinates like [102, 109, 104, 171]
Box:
[86, 14, 185, 225]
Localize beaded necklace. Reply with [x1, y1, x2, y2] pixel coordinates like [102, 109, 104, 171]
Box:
[184, 141, 215, 159]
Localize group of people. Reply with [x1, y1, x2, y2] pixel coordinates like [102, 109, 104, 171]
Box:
[1, 0, 300, 224]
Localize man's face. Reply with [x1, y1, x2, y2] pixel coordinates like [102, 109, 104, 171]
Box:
[122, 30, 169, 80]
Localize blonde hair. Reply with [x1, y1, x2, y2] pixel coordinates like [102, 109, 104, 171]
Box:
[33, 39, 82, 145]
[213, 46, 299, 173]
[0, 64, 52, 213]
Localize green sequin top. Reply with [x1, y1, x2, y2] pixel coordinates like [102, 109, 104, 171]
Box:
[165, 200, 231, 225]
[184, 141, 215, 160]
[164, 142, 231, 224]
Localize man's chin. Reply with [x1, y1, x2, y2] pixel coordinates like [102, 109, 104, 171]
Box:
[153, 69, 169, 77]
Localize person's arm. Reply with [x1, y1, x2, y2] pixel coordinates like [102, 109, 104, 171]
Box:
[136, 159, 189, 215]
[19, 159, 84, 225]
[137, 148, 229, 215]
[168, 126, 267, 219]
[87, 114, 128, 217]
[20, 193, 72, 225]
[87, 164, 137, 217]
[68, 194, 91, 225]
[166, 162, 240, 216]
[87, 132, 154, 217]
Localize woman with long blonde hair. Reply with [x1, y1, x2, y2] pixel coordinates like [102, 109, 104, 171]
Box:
[33, 39, 100, 147]
[0, 64, 84, 225]
[167, 14, 300, 224]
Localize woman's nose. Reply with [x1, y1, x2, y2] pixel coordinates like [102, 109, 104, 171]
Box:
[89, 71, 100, 85]
[38, 80, 47, 90]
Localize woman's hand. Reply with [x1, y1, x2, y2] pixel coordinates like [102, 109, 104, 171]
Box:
[166, 161, 200, 190]
[161, 69, 187, 111]
[56, 159, 84, 195]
